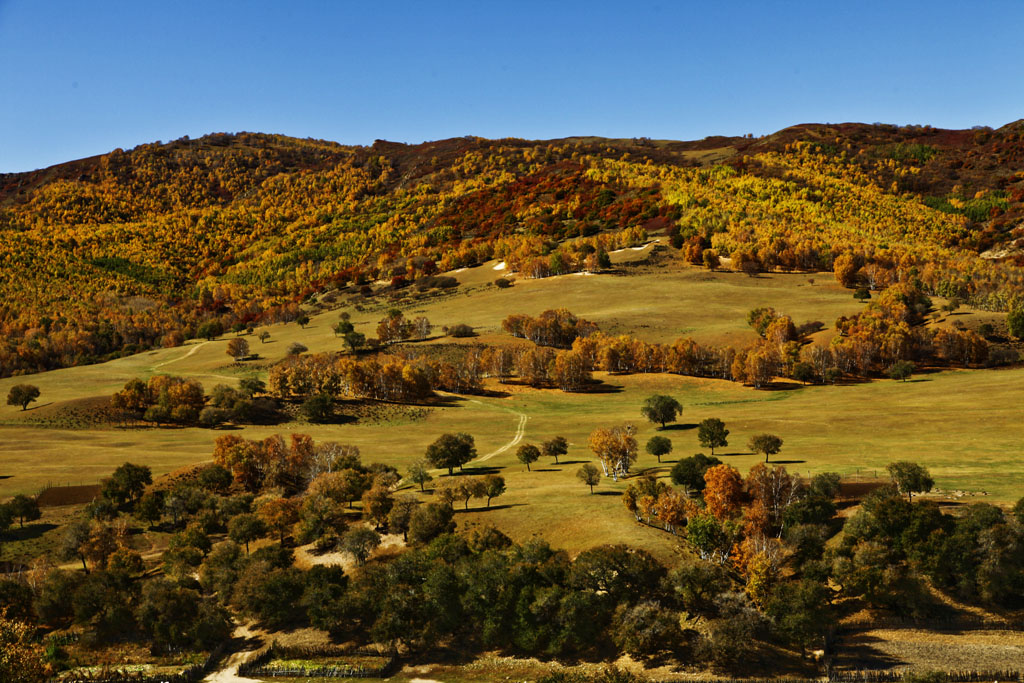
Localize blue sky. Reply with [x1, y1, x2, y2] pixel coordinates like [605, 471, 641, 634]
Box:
[2, 0, 1023, 172]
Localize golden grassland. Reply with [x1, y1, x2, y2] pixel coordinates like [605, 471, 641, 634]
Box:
[0, 259, 1020, 560]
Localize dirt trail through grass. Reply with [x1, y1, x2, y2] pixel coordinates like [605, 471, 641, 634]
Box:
[474, 403, 528, 462]
[203, 623, 264, 683]
[152, 341, 208, 370]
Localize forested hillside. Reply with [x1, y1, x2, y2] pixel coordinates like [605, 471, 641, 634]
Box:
[1, 121, 1023, 377]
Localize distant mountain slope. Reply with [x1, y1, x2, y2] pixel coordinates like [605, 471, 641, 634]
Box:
[0, 122, 1022, 377]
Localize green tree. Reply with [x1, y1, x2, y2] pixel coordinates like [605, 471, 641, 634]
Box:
[670, 453, 721, 492]
[137, 580, 232, 651]
[103, 462, 152, 506]
[576, 463, 601, 493]
[135, 491, 164, 529]
[425, 433, 476, 476]
[888, 360, 914, 382]
[610, 601, 681, 658]
[792, 361, 815, 385]
[387, 495, 419, 541]
[6, 495, 40, 529]
[340, 527, 381, 566]
[197, 464, 233, 494]
[697, 418, 729, 455]
[228, 513, 266, 554]
[197, 321, 223, 340]
[408, 502, 455, 545]
[1008, 308, 1024, 339]
[482, 474, 506, 507]
[542, 436, 569, 464]
[301, 393, 334, 423]
[886, 461, 934, 501]
[517, 443, 541, 471]
[6, 385, 40, 411]
[640, 394, 682, 429]
[809, 472, 842, 499]
[748, 434, 783, 463]
[645, 436, 672, 464]
[296, 313, 311, 328]
[407, 460, 433, 492]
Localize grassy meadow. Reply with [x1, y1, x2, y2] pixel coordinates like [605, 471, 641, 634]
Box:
[1, 257, 1021, 560]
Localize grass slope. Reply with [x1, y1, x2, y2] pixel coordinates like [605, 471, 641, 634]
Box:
[1, 260, 1019, 560]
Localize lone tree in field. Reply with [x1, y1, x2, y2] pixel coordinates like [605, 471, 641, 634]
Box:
[641, 394, 682, 429]
[6, 384, 40, 411]
[296, 313, 311, 329]
[226, 337, 250, 361]
[517, 443, 541, 471]
[576, 463, 601, 493]
[425, 433, 476, 476]
[748, 434, 783, 463]
[407, 460, 433, 492]
[542, 436, 569, 464]
[697, 418, 729, 455]
[646, 436, 673, 464]
[888, 360, 914, 382]
[886, 461, 934, 502]
[258, 331, 270, 344]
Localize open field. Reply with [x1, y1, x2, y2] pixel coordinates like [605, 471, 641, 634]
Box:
[1, 259, 1021, 560]
[834, 627, 1024, 672]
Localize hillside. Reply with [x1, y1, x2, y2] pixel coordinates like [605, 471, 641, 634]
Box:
[1, 123, 1024, 379]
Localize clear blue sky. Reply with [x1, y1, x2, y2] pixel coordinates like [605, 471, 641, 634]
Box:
[2, 0, 1023, 172]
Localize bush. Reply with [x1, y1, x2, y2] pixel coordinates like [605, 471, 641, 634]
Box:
[408, 502, 455, 545]
[446, 324, 475, 338]
[199, 406, 229, 427]
[494, 277, 513, 288]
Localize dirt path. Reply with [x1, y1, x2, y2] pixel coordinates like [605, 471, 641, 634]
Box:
[152, 341, 208, 370]
[475, 405, 528, 462]
[203, 623, 264, 683]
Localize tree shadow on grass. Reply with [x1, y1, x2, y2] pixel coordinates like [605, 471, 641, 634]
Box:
[23, 402, 54, 412]
[463, 465, 505, 475]
[455, 503, 525, 513]
[575, 380, 623, 394]
[767, 459, 806, 465]
[660, 423, 697, 431]
[6, 523, 57, 542]
[592, 491, 621, 496]
[760, 381, 803, 391]
[531, 468, 559, 472]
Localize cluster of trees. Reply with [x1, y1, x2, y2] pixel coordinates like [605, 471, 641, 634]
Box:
[502, 309, 599, 349]
[435, 474, 506, 509]
[300, 535, 831, 665]
[110, 374, 275, 426]
[376, 310, 433, 344]
[268, 353, 442, 402]
[831, 473, 1024, 612]
[211, 433, 366, 494]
